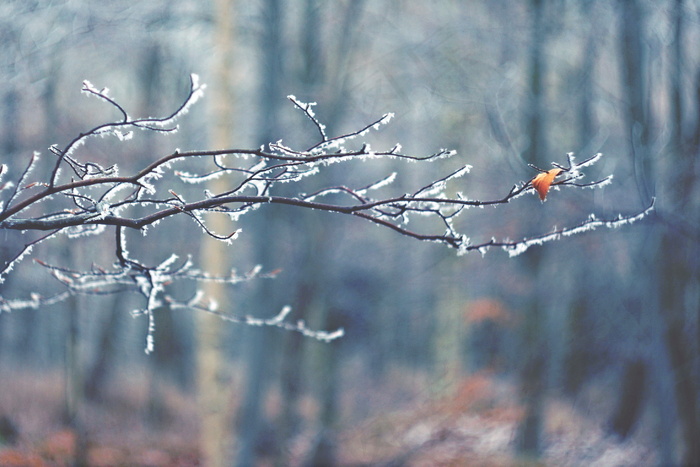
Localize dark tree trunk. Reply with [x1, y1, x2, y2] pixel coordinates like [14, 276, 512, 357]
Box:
[516, 0, 549, 458]
[608, 359, 647, 439]
[235, 2, 286, 466]
[576, 0, 599, 153]
[662, 3, 700, 464]
[618, 0, 652, 204]
[617, 1, 700, 464]
[84, 298, 122, 401]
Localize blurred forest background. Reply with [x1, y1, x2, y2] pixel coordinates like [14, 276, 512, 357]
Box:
[0, 0, 698, 466]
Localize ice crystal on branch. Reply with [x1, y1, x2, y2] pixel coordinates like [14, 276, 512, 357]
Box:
[0, 76, 653, 350]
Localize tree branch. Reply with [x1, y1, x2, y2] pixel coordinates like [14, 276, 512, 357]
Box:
[0, 79, 654, 349]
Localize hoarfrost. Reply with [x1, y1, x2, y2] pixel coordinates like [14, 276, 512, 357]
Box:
[0, 244, 34, 283]
[503, 199, 655, 257]
[178, 170, 223, 184]
[1, 77, 656, 350]
[357, 172, 397, 195]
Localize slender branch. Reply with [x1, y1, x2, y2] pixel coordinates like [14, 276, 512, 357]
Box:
[0, 77, 655, 348]
[0, 229, 60, 282]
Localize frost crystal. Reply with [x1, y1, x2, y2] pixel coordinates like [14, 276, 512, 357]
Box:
[503, 199, 655, 257]
[357, 172, 397, 195]
[0, 76, 654, 351]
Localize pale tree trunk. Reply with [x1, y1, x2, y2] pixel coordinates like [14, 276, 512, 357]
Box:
[63, 256, 88, 467]
[197, 0, 236, 465]
[433, 255, 466, 395]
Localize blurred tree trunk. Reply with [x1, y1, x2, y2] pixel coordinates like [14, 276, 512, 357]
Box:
[147, 304, 188, 427]
[656, 0, 700, 464]
[324, 0, 366, 133]
[62, 281, 88, 467]
[433, 255, 466, 395]
[0, 89, 19, 360]
[608, 358, 647, 438]
[198, 0, 237, 465]
[256, 0, 284, 147]
[618, 0, 652, 202]
[234, 1, 285, 466]
[41, 58, 70, 368]
[275, 280, 312, 466]
[84, 43, 165, 405]
[303, 310, 340, 467]
[4, 86, 39, 361]
[139, 43, 180, 428]
[83, 297, 121, 401]
[39, 50, 90, 466]
[613, 0, 658, 454]
[278, 0, 370, 466]
[616, 2, 700, 464]
[274, 3, 325, 463]
[560, 0, 599, 399]
[1, 90, 19, 157]
[576, 0, 598, 154]
[515, 0, 549, 459]
[561, 297, 590, 395]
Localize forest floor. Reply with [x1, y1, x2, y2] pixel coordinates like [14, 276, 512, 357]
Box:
[0, 367, 658, 466]
[335, 371, 658, 466]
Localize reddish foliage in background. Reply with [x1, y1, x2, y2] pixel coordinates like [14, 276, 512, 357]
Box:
[0, 449, 47, 467]
[86, 446, 126, 466]
[40, 429, 76, 462]
[464, 299, 512, 325]
[450, 373, 499, 413]
[0, 371, 201, 466]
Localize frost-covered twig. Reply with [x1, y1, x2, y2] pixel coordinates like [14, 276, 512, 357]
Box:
[47, 74, 204, 185]
[0, 230, 60, 283]
[178, 303, 344, 343]
[0, 76, 654, 349]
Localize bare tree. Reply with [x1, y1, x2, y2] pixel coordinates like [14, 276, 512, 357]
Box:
[0, 76, 653, 351]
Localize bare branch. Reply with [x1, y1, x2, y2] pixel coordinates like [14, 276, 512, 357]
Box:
[0, 77, 654, 349]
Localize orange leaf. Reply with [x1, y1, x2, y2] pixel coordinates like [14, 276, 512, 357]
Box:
[531, 168, 562, 201]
